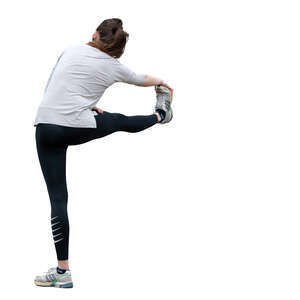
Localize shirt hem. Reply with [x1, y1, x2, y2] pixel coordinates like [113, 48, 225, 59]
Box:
[34, 106, 97, 128]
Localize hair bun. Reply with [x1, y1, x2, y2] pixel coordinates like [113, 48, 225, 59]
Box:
[96, 18, 128, 58]
[112, 26, 118, 35]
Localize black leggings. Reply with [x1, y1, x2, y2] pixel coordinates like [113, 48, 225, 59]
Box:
[35, 111, 158, 260]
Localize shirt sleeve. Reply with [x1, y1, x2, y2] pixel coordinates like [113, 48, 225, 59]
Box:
[114, 62, 146, 86]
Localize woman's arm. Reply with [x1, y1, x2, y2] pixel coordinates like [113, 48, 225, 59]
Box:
[143, 74, 174, 95]
[114, 62, 174, 95]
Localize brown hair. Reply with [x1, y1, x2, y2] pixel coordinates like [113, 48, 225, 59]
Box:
[92, 18, 129, 58]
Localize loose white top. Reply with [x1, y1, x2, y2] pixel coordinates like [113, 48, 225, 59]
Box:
[34, 43, 146, 128]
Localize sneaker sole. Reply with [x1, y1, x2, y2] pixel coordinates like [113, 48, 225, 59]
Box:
[155, 85, 173, 105]
[155, 86, 173, 122]
[34, 280, 73, 288]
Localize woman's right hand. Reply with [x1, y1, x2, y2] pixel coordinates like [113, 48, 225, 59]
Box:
[144, 74, 174, 95]
[160, 81, 174, 96]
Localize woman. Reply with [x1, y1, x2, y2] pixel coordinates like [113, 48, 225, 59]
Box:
[33, 18, 173, 288]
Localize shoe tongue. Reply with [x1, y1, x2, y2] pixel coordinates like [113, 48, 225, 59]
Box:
[48, 267, 57, 273]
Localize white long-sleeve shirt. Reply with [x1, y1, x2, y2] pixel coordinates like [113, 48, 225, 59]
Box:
[34, 43, 146, 128]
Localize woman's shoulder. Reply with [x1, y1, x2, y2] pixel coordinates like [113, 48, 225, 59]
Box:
[61, 43, 110, 57]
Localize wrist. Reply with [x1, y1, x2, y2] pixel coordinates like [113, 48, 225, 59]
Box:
[158, 78, 164, 86]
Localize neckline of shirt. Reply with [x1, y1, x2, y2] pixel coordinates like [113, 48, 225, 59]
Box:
[83, 43, 115, 60]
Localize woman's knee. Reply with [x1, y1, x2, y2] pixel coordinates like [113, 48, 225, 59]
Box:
[50, 190, 68, 212]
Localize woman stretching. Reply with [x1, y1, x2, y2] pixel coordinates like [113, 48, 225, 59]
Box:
[33, 18, 173, 288]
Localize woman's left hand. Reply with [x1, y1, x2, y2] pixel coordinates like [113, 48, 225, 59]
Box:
[91, 106, 104, 114]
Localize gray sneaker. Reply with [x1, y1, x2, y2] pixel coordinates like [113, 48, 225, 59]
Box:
[154, 85, 173, 124]
[34, 267, 73, 288]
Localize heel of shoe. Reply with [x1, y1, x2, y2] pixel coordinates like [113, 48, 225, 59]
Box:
[56, 282, 73, 288]
[160, 107, 173, 124]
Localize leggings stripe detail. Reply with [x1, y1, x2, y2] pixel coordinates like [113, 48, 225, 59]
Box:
[54, 238, 64, 244]
[52, 227, 61, 233]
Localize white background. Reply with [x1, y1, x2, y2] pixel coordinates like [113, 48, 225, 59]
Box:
[0, 0, 299, 299]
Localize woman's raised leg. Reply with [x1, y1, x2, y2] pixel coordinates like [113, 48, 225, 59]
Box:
[92, 111, 159, 138]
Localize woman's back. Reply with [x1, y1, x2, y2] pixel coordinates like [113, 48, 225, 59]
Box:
[34, 44, 145, 128]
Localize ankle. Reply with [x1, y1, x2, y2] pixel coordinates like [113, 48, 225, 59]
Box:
[58, 260, 69, 270]
[156, 109, 166, 122]
[154, 112, 161, 122]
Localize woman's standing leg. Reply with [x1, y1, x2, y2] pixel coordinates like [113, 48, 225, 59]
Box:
[35, 125, 70, 269]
